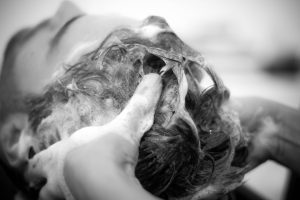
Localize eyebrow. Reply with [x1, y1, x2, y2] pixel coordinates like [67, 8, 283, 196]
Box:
[4, 18, 51, 53]
[50, 15, 84, 48]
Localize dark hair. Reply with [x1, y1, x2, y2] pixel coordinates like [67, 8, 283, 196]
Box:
[136, 73, 248, 199]
[2, 16, 250, 199]
[25, 41, 249, 199]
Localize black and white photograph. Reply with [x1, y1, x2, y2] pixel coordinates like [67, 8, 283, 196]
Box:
[0, 0, 299, 199]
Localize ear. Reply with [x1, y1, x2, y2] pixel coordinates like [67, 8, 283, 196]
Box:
[0, 113, 35, 170]
[52, 1, 85, 28]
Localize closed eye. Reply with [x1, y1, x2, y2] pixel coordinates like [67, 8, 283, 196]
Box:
[50, 15, 84, 48]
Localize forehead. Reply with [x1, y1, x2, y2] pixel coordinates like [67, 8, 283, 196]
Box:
[0, 19, 70, 121]
[5, 19, 51, 58]
[1, 19, 51, 88]
[10, 21, 67, 96]
[5, 15, 181, 99]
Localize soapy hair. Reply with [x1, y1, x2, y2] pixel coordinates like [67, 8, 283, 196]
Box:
[26, 41, 249, 199]
[1, 16, 250, 199]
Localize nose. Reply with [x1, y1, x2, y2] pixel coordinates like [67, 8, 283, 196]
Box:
[51, 1, 84, 30]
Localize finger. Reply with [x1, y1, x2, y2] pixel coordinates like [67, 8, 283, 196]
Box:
[38, 179, 62, 200]
[39, 183, 54, 200]
[25, 141, 65, 188]
[25, 151, 50, 188]
[131, 73, 162, 109]
[111, 73, 162, 144]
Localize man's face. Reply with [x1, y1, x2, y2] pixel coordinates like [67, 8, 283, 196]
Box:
[12, 2, 137, 96]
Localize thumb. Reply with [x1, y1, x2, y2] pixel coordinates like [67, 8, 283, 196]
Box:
[110, 73, 162, 145]
[25, 140, 71, 190]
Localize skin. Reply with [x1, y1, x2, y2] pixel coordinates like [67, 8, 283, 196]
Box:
[62, 97, 300, 200]
[7, 3, 138, 96]
[226, 97, 300, 174]
[64, 74, 163, 200]
[61, 97, 300, 200]
[25, 74, 162, 200]
[65, 134, 161, 200]
[0, 1, 300, 200]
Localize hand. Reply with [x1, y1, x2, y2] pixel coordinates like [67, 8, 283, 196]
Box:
[25, 74, 162, 200]
[227, 97, 300, 173]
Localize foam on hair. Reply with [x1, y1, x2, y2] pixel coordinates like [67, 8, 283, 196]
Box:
[26, 42, 249, 199]
[2, 16, 250, 199]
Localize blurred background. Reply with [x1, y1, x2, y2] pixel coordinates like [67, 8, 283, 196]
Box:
[0, 0, 299, 199]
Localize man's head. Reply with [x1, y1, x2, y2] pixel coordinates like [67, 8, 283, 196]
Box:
[0, 1, 137, 168]
[0, 2, 138, 196]
[0, 2, 249, 200]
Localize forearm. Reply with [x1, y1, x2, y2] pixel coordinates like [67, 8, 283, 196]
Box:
[228, 97, 300, 174]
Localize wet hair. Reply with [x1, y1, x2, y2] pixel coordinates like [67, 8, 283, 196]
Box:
[136, 74, 248, 199]
[2, 16, 250, 199]
[25, 40, 249, 199]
